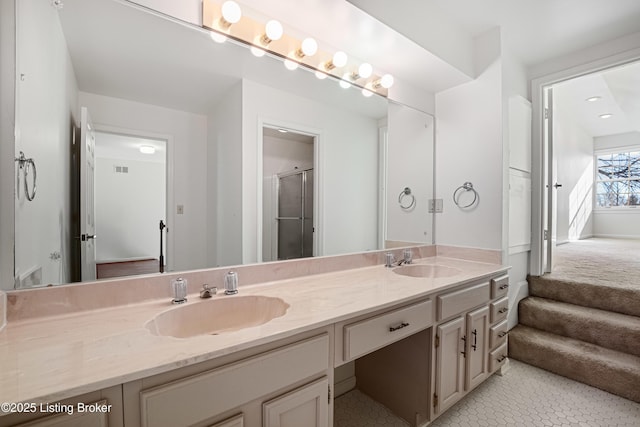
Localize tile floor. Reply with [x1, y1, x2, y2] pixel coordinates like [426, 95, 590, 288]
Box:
[334, 360, 640, 427]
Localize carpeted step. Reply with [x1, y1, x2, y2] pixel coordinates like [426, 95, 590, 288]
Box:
[508, 325, 640, 403]
[519, 296, 640, 357]
[528, 275, 640, 317]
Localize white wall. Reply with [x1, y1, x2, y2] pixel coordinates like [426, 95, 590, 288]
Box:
[241, 79, 380, 263]
[207, 82, 243, 267]
[95, 157, 166, 261]
[0, 0, 16, 290]
[14, 0, 78, 286]
[79, 92, 208, 272]
[554, 88, 595, 243]
[386, 103, 434, 243]
[262, 135, 314, 262]
[435, 30, 504, 250]
[592, 132, 640, 238]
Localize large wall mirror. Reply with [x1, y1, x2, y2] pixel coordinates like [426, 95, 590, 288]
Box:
[8, 0, 434, 289]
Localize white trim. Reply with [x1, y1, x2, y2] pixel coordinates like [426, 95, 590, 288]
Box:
[256, 118, 324, 262]
[93, 123, 175, 272]
[593, 207, 640, 213]
[508, 244, 531, 255]
[530, 48, 640, 276]
[593, 233, 640, 239]
[594, 144, 640, 155]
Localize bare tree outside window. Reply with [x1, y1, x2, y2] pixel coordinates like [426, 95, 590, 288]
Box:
[596, 151, 640, 207]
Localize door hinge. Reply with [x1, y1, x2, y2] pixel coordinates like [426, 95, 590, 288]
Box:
[435, 334, 440, 348]
[328, 385, 331, 403]
[544, 229, 549, 240]
[544, 108, 549, 119]
[433, 392, 438, 408]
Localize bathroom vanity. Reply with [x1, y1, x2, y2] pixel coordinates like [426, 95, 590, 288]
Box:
[0, 249, 509, 427]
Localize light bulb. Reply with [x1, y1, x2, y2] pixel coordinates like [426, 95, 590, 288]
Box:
[362, 88, 374, 98]
[140, 145, 155, 154]
[380, 74, 394, 88]
[250, 46, 266, 57]
[339, 74, 352, 89]
[332, 51, 348, 68]
[221, 1, 241, 27]
[210, 31, 227, 43]
[284, 59, 298, 71]
[599, 113, 613, 119]
[264, 20, 283, 42]
[297, 37, 318, 57]
[315, 70, 328, 80]
[358, 63, 373, 79]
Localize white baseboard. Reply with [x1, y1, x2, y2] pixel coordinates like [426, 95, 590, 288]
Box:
[334, 376, 356, 398]
[508, 280, 529, 330]
[592, 233, 640, 239]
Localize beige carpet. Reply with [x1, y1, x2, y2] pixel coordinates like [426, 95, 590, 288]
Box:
[548, 237, 640, 289]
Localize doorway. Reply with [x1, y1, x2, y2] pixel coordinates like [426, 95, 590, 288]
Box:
[261, 126, 316, 262]
[537, 59, 640, 274]
[91, 131, 167, 278]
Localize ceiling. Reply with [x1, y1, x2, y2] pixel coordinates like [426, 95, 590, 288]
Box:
[347, 0, 640, 67]
[554, 61, 640, 138]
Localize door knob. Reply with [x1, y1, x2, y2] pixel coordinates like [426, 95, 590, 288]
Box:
[553, 183, 563, 189]
[81, 234, 97, 241]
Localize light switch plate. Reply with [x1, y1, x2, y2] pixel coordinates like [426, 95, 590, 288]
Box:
[428, 199, 443, 213]
[177, 204, 184, 215]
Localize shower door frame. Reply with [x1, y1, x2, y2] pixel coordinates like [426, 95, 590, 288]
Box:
[274, 167, 314, 260]
[256, 119, 322, 263]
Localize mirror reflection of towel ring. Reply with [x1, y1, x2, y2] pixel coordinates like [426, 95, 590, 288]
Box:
[453, 182, 478, 208]
[15, 151, 37, 201]
[398, 187, 416, 210]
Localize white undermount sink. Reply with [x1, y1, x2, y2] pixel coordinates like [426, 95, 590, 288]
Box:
[146, 295, 290, 338]
[393, 264, 462, 278]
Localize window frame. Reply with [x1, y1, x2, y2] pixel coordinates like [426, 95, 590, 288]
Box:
[593, 147, 640, 211]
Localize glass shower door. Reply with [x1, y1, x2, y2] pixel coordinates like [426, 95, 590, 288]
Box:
[276, 169, 313, 260]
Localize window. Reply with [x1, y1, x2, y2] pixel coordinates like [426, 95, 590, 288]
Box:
[595, 150, 640, 207]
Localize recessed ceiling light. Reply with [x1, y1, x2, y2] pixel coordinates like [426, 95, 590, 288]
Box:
[586, 96, 601, 102]
[140, 145, 155, 154]
[599, 113, 613, 119]
[277, 128, 288, 133]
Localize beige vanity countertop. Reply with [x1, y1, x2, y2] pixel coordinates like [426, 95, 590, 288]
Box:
[0, 256, 507, 408]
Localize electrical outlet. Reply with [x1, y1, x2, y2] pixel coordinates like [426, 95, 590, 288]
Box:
[428, 199, 444, 213]
[177, 204, 184, 215]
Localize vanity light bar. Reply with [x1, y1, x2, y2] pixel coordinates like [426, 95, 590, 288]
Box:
[201, 0, 391, 98]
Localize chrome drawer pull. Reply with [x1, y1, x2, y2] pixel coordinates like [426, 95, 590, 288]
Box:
[498, 331, 507, 338]
[498, 307, 508, 314]
[499, 284, 509, 290]
[389, 322, 410, 332]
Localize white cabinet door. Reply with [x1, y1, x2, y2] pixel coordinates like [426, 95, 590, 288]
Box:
[435, 317, 465, 414]
[465, 306, 489, 391]
[263, 377, 329, 427]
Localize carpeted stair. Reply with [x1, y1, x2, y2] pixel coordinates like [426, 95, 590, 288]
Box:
[509, 276, 640, 403]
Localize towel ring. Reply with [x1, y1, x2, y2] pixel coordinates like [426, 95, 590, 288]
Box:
[398, 187, 416, 210]
[15, 151, 37, 201]
[453, 182, 478, 208]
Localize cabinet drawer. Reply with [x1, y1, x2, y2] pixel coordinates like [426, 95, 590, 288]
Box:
[344, 299, 433, 361]
[490, 275, 509, 299]
[140, 334, 329, 427]
[490, 297, 509, 323]
[437, 282, 490, 321]
[489, 320, 508, 349]
[489, 342, 508, 372]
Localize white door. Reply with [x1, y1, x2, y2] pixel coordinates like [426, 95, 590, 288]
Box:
[435, 316, 465, 414]
[262, 377, 329, 427]
[542, 87, 558, 273]
[80, 107, 97, 281]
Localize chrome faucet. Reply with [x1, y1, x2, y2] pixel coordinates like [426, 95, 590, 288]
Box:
[200, 284, 217, 299]
[385, 249, 413, 268]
